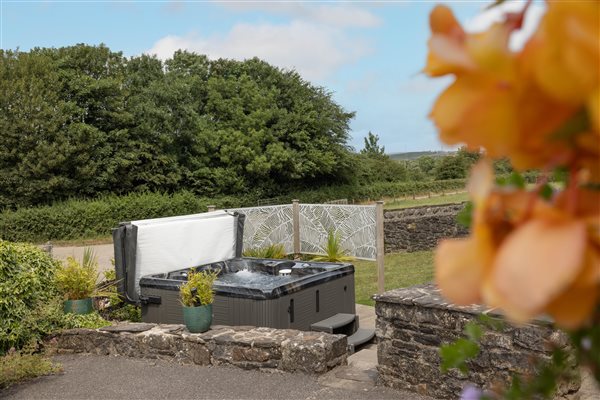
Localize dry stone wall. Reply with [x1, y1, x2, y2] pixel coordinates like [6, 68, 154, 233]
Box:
[384, 203, 468, 253]
[374, 284, 579, 399]
[47, 323, 347, 374]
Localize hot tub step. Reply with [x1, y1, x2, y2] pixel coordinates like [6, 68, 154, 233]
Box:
[347, 328, 376, 354]
[311, 313, 356, 334]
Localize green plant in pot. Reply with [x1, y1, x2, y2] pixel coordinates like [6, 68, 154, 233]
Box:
[180, 270, 219, 333]
[55, 248, 112, 315]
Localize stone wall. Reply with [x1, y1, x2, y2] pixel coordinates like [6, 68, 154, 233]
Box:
[384, 203, 468, 253]
[47, 323, 347, 374]
[374, 285, 579, 399]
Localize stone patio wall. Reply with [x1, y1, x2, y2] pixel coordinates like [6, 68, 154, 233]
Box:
[384, 203, 468, 252]
[47, 323, 347, 374]
[374, 284, 579, 399]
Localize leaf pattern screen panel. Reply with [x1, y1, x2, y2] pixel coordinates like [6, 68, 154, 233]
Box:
[229, 205, 294, 254]
[299, 204, 376, 260]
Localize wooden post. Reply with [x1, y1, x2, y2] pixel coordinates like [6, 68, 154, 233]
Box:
[207, 205, 216, 212]
[292, 199, 300, 258]
[376, 200, 385, 294]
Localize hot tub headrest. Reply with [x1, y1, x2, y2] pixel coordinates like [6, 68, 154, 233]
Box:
[113, 210, 245, 303]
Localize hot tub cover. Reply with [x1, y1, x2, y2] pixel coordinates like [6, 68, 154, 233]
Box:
[113, 210, 245, 302]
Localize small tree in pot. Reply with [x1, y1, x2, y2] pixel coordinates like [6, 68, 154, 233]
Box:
[180, 270, 219, 333]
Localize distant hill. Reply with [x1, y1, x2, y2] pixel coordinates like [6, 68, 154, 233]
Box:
[387, 151, 453, 161]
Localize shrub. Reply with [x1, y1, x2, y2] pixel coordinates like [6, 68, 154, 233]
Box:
[0, 180, 467, 243]
[0, 241, 111, 355]
[0, 349, 61, 389]
[312, 231, 354, 262]
[180, 270, 219, 307]
[243, 244, 287, 259]
[0, 241, 59, 354]
[99, 269, 141, 322]
[55, 256, 97, 300]
[0, 191, 249, 243]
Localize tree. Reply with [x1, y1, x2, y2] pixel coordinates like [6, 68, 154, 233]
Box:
[360, 131, 385, 157]
[0, 46, 357, 208]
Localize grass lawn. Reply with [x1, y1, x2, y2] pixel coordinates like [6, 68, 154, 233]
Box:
[354, 250, 434, 306]
[383, 192, 468, 209]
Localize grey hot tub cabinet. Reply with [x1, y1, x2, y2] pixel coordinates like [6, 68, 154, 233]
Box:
[139, 258, 356, 331]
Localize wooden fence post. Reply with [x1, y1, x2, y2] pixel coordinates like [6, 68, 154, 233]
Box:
[376, 200, 385, 294]
[292, 199, 300, 258]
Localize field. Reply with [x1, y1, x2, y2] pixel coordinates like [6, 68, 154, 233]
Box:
[353, 251, 434, 306]
[387, 151, 452, 161]
[382, 191, 468, 209]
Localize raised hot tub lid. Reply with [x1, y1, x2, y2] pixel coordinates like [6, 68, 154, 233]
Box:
[112, 210, 245, 303]
[139, 258, 354, 300]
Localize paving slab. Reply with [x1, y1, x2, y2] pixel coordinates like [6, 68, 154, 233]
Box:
[50, 244, 115, 275]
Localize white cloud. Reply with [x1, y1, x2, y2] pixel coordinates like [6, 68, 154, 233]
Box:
[147, 21, 372, 81]
[218, 2, 382, 28]
[465, 0, 546, 50]
[398, 75, 452, 94]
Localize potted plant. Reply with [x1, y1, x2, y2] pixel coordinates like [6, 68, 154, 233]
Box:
[180, 269, 219, 333]
[55, 248, 112, 314]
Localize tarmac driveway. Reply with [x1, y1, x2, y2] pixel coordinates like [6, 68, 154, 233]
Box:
[1, 354, 432, 400]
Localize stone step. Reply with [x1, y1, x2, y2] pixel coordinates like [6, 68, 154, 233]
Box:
[348, 345, 378, 370]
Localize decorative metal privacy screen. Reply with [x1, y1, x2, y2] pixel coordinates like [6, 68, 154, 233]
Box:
[229, 205, 294, 254]
[230, 204, 377, 261]
[299, 204, 376, 260]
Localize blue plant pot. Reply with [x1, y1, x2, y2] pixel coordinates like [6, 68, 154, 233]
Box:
[64, 298, 93, 314]
[182, 304, 212, 333]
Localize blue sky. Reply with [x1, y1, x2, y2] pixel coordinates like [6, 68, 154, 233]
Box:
[1, 1, 543, 153]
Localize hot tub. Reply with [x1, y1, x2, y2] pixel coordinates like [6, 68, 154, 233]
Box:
[113, 211, 360, 335]
[139, 258, 356, 331]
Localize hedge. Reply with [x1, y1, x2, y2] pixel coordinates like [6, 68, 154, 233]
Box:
[0, 180, 466, 243]
[0, 191, 249, 243]
[0, 241, 59, 353]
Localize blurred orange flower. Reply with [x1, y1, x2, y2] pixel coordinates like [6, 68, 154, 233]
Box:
[436, 161, 600, 329]
[425, 3, 599, 174]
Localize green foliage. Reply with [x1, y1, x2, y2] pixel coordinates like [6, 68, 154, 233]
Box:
[434, 147, 481, 180]
[440, 321, 482, 374]
[360, 131, 385, 157]
[58, 309, 111, 330]
[353, 153, 408, 184]
[496, 171, 526, 188]
[441, 316, 584, 399]
[502, 348, 576, 400]
[55, 248, 113, 300]
[0, 47, 355, 209]
[55, 256, 97, 300]
[0, 241, 111, 355]
[0, 349, 61, 389]
[0, 181, 466, 243]
[0, 241, 59, 354]
[312, 231, 354, 262]
[180, 270, 219, 307]
[98, 268, 141, 322]
[0, 190, 247, 243]
[106, 304, 141, 322]
[456, 201, 473, 229]
[569, 310, 600, 384]
[243, 244, 287, 259]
